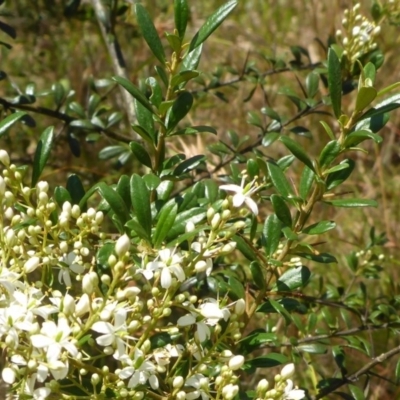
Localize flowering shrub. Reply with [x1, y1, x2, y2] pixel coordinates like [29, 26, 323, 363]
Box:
[1, 1, 400, 399]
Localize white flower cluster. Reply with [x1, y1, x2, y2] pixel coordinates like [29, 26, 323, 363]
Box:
[0, 149, 304, 399]
[336, 3, 381, 63]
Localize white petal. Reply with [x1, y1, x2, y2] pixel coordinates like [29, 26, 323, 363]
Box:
[244, 197, 259, 215]
[170, 265, 185, 282]
[119, 367, 134, 379]
[2, 367, 16, 384]
[220, 184, 242, 193]
[149, 374, 159, 390]
[177, 314, 196, 326]
[159, 248, 172, 261]
[161, 267, 172, 289]
[196, 322, 210, 342]
[232, 193, 245, 207]
[200, 303, 224, 320]
[91, 321, 113, 335]
[33, 387, 51, 399]
[31, 334, 54, 348]
[114, 309, 127, 328]
[96, 333, 114, 347]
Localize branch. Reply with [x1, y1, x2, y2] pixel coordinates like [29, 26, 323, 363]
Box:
[313, 342, 400, 399]
[0, 97, 132, 143]
[90, 0, 136, 130]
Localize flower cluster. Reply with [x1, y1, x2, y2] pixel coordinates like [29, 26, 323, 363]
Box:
[336, 3, 381, 67]
[0, 149, 304, 399]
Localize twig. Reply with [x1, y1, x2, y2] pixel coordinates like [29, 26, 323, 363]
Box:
[313, 342, 400, 399]
[0, 97, 132, 143]
[90, 0, 136, 129]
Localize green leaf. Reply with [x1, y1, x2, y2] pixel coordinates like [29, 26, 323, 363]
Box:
[324, 198, 378, 208]
[319, 140, 341, 168]
[228, 276, 245, 300]
[116, 175, 131, 209]
[174, 155, 205, 175]
[166, 91, 193, 131]
[262, 132, 280, 147]
[0, 20, 16, 39]
[360, 93, 400, 121]
[270, 194, 292, 227]
[170, 125, 217, 137]
[263, 214, 282, 257]
[232, 235, 257, 261]
[238, 330, 276, 354]
[170, 70, 199, 88]
[150, 332, 172, 350]
[153, 202, 178, 248]
[243, 353, 288, 370]
[98, 145, 126, 160]
[135, 4, 165, 64]
[344, 130, 382, 147]
[327, 48, 342, 118]
[250, 261, 265, 289]
[355, 86, 377, 113]
[303, 221, 336, 235]
[395, 357, 400, 384]
[181, 44, 203, 71]
[326, 159, 355, 190]
[166, 208, 206, 241]
[299, 166, 315, 199]
[275, 266, 311, 291]
[298, 343, 328, 354]
[130, 142, 152, 169]
[295, 252, 337, 263]
[0, 111, 27, 137]
[98, 183, 130, 226]
[112, 76, 154, 114]
[31, 127, 54, 187]
[126, 218, 150, 241]
[204, 179, 219, 202]
[189, 0, 237, 51]
[174, 0, 189, 39]
[67, 174, 86, 206]
[130, 174, 152, 237]
[348, 385, 366, 400]
[280, 135, 314, 172]
[306, 71, 320, 98]
[267, 161, 293, 197]
[54, 186, 72, 207]
[320, 121, 335, 140]
[134, 99, 155, 141]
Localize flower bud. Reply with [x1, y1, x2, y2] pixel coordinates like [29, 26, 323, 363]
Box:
[0, 150, 10, 167]
[37, 181, 49, 192]
[257, 378, 269, 393]
[82, 273, 94, 294]
[280, 363, 295, 380]
[91, 373, 100, 385]
[186, 221, 195, 233]
[24, 256, 40, 273]
[195, 260, 208, 273]
[0, 176, 5, 196]
[115, 234, 130, 257]
[207, 207, 215, 222]
[62, 293, 75, 316]
[220, 242, 236, 255]
[234, 299, 246, 316]
[2, 367, 16, 384]
[222, 384, 239, 400]
[173, 376, 184, 389]
[211, 213, 221, 229]
[228, 355, 245, 370]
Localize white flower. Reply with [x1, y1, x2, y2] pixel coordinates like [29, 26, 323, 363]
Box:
[281, 363, 295, 380]
[199, 299, 230, 326]
[30, 317, 78, 361]
[284, 379, 305, 400]
[24, 373, 51, 399]
[118, 349, 158, 389]
[220, 177, 259, 215]
[177, 312, 211, 343]
[185, 374, 210, 400]
[58, 252, 85, 287]
[115, 234, 130, 257]
[142, 248, 185, 289]
[91, 308, 130, 359]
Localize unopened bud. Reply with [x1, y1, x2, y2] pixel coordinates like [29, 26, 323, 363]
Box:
[228, 355, 245, 370]
[24, 256, 40, 273]
[280, 363, 295, 380]
[0, 150, 10, 167]
[115, 234, 130, 257]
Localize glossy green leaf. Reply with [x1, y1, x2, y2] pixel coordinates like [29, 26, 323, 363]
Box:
[0, 111, 27, 137]
[360, 93, 400, 121]
[280, 135, 314, 171]
[134, 99, 155, 140]
[189, 0, 237, 51]
[166, 91, 193, 131]
[303, 221, 336, 235]
[306, 71, 320, 98]
[295, 252, 337, 263]
[274, 266, 311, 291]
[98, 145, 125, 160]
[204, 179, 219, 202]
[67, 174, 86, 205]
[326, 159, 355, 190]
[243, 353, 288, 370]
[116, 175, 131, 209]
[262, 132, 280, 147]
[395, 357, 400, 384]
[130, 174, 152, 237]
[135, 4, 165, 64]
[181, 44, 203, 71]
[112, 76, 154, 114]
[298, 343, 328, 354]
[31, 126, 54, 187]
[170, 125, 217, 137]
[228, 276, 245, 300]
[170, 70, 199, 88]
[299, 165, 315, 199]
[344, 130, 382, 147]
[130, 142, 152, 169]
[153, 202, 178, 248]
[320, 120, 335, 140]
[268, 298, 292, 324]
[324, 198, 378, 208]
[355, 86, 377, 113]
[174, 0, 189, 39]
[54, 186, 72, 208]
[166, 208, 206, 241]
[174, 155, 205, 175]
[348, 385, 366, 400]
[250, 261, 265, 289]
[263, 214, 282, 257]
[270, 194, 292, 227]
[150, 332, 172, 350]
[126, 218, 151, 241]
[319, 140, 341, 168]
[267, 161, 293, 197]
[238, 330, 276, 354]
[98, 183, 130, 226]
[257, 298, 306, 314]
[327, 48, 342, 118]
[232, 235, 257, 261]
[165, 32, 181, 53]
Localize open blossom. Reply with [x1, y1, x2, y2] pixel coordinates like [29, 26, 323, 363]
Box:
[284, 379, 305, 399]
[140, 248, 185, 289]
[58, 252, 85, 287]
[220, 177, 259, 215]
